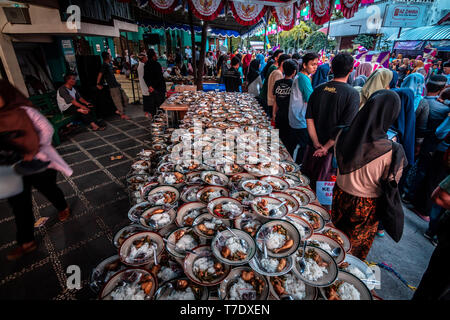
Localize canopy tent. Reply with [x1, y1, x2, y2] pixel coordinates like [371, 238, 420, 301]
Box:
[387, 25, 450, 42]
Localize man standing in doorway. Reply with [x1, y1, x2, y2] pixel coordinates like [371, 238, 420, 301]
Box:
[96, 52, 130, 120]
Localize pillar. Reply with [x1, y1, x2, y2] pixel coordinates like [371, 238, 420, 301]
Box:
[0, 33, 28, 96]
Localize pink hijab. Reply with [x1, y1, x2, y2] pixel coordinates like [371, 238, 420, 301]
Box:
[355, 62, 373, 78]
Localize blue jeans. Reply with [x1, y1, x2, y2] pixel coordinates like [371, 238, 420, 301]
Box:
[427, 204, 444, 237]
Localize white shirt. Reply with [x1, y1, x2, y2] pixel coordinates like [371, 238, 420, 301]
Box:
[185, 48, 192, 58]
[137, 62, 149, 96]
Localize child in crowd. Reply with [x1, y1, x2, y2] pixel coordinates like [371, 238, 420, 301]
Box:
[273, 59, 298, 148]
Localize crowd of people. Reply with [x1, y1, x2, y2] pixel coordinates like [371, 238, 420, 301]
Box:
[217, 48, 449, 299]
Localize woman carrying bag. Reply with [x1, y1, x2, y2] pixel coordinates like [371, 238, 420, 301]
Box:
[0, 80, 73, 261]
[332, 90, 408, 260]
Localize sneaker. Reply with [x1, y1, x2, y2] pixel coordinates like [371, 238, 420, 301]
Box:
[377, 230, 385, 237]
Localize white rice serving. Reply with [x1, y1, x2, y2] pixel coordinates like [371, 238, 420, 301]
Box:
[310, 240, 332, 254]
[109, 283, 146, 300]
[265, 232, 286, 251]
[126, 242, 153, 263]
[225, 237, 247, 255]
[283, 273, 306, 300]
[337, 282, 361, 300]
[260, 257, 279, 273]
[229, 278, 255, 300]
[175, 234, 197, 252]
[158, 266, 178, 282]
[346, 265, 366, 281]
[298, 257, 328, 281]
[166, 287, 196, 300]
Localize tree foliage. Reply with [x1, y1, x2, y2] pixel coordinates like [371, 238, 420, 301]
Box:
[303, 31, 336, 52]
[352, 34, 377, 50]
[279, 22, 312, 50]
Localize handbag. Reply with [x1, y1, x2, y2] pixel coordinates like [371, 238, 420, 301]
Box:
[376, 142, 406, 242]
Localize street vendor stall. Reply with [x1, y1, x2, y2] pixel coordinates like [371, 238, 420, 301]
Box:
[90, 91, 377, 301]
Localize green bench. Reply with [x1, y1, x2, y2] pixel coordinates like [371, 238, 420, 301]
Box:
[29, 92, 75, 146]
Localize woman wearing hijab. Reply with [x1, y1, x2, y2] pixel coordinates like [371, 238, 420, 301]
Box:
[247, 59, 263, 97]
[355, 62, 373, 78]
[312, 63, 330, 88]
[391, 88, 416, 165]
[359, 68, 393, 107]
[397, 58, 411, 86]
[401, 73, 425, 111]
[0, 80, 73, 260]
[332, 90, 407, 259]
[412, 60, 425, 74]
[389, 69, 399, 89]
[256, 53, 266, 81]
[242, 53, 252, 79]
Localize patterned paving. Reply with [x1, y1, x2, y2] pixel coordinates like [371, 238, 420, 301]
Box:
[0, 112, 152, 300]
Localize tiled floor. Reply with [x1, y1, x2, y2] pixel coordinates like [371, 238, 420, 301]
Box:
[0, 107, 151, 300]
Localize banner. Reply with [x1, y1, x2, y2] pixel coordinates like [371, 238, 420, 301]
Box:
[188, 0, 225, 21]
[309, 0, 335, 25]
[340, 0, 361, 19]
[229, 1, 267, 26]
[272, 5, 296, 31]
[147, 0, 178, 13]
[383, 3, 428, 28]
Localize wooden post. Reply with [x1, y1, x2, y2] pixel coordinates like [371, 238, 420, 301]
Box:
[196, 21, 208, 90]
[188, 8, 197, 81]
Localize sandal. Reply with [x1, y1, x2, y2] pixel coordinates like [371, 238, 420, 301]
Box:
[92, 126, 106, 131]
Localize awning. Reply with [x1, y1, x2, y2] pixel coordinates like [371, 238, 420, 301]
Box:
[388, 25, 450, 42]
[139, 20, 241, 38]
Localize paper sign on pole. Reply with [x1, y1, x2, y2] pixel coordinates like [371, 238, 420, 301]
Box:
[316, 181, 335, 206]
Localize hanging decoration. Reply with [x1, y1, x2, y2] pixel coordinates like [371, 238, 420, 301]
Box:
[147, 0, 179, 13]
[295, 0, 308, 11]
[340, 0, 361, 19]
[271, 4, 296, 31]
[229, 1, 267, 26]
[187, 0, 225, 21]
[309, 0, 335, 25]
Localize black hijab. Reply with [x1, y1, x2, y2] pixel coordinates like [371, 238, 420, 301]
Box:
[336, 90, 405, 174]
[247, 59, 260, 84]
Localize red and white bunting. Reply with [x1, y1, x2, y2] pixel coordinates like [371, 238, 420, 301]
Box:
[188, 0, 225, 21]
[340, 0, 361, 19]
[272, 4, 296, 31]
[229, 1, 267, 26]
[309, 0, 334, 25]
[147, 0, 178, 14]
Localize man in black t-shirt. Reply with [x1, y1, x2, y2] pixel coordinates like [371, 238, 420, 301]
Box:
[303, 52, 360, 188]
[273, 59, 298, 148]
[223, 57, 242, 92]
